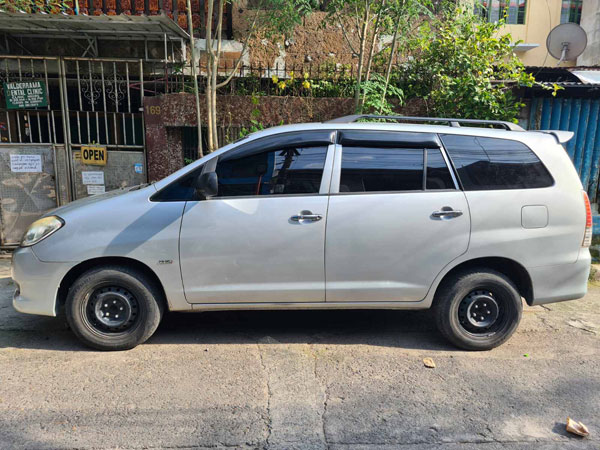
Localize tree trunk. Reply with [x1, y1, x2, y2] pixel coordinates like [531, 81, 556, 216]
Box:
[363, 0, 385, 84]
[379, 21, 400, 113]
[205, 0, 215, 152]
[363, 28, 378, 84]
[354, 6, 370, 113]
[186, 0, 204, 158]
[204, 0, 227, 152]
[205, 65, 214, 152]
[211, 64, 218, 150]
[361, 0, 386, 107]
[209, 0, 224, 151]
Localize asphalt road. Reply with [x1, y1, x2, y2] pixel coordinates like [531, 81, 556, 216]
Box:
[0, 256, 599, 450]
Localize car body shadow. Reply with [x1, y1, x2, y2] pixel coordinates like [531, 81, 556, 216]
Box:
[2, 308, 456, 352]
[0, 265, 454, 352]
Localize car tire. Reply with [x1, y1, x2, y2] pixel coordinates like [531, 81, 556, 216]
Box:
[433, 269, 522, 351]
[65, 265, 164, 351]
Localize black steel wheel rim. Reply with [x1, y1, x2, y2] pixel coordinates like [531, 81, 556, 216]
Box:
[84, 286, 140, 334]
[458, 289, 508, 336]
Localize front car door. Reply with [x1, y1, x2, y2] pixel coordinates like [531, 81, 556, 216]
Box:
[325, 130, 471, 303]
[179, 130, 335, 304]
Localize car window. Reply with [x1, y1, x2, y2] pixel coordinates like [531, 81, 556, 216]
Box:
[426, 148, 455, 190]
[149, 167, 200, 202]
[440, 134, 553, 190]
[339, 147, 424, 193]
[151, 130, 335, 202]
[215, 146, 328, 197]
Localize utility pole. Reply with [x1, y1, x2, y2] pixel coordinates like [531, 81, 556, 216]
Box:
[186, 0, 204, 158]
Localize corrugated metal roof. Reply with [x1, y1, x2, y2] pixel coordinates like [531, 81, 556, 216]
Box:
[0, 12, 189, 41]
[526, 66, 600, 71]
[571, 71, 600, 84]
[544, 82, 600, 87]
[525, 66, 600, 86]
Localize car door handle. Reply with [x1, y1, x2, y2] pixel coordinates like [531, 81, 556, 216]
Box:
[290, 212, 323, 222]
[432, 209, 463, 219]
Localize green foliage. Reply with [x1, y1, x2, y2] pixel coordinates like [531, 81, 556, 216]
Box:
[309, 62, 355, 98]
[184, 2, 545, 126]
[231, 72, 262, 96]
[237, 95, 287, 139]
[172, 63, 198, 94]
[360, 74, 404, 114]
[239, 119, 265, 139]
[398, 7, 537, 122]
[311, 78, 355, 98]
[270, 71, 314, 96]
[248, 0, 317, 37]
[381, 0, 435, 35]
[250, 92, 261, 120]
[324, 0, 435, 112]
[239, 93, 265, 138]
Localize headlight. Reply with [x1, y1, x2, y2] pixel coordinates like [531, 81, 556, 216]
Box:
[21, 216, 64, 247]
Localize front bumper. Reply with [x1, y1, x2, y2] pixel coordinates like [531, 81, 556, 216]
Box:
[529, 247, 591, 305]
[11, 247, 76, 317]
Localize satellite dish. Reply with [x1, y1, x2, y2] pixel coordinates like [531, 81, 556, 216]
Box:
[546, 23, 588, 65]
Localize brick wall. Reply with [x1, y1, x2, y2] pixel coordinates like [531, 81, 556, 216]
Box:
[56, 1, 399, 71]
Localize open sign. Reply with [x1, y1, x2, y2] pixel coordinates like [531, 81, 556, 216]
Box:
[81, 145, 107, 166]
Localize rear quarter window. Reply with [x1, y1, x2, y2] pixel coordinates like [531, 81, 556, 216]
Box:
[440, 135, 553, 190]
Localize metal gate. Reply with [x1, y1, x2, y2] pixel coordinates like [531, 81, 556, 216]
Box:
[528, 97, 600, 205]
[0, 144, 57, 245]
[61, 57, 146, 198]
[0, 55, 148, 246]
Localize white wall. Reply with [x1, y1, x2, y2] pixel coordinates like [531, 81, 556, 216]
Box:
[578, 0, 600, 66]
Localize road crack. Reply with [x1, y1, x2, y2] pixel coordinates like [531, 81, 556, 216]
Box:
[257, 341, 272, 449]
[311, 343, 329, 450]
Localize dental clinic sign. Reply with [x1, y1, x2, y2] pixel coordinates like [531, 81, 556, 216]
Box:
[3, 81, 48, 109]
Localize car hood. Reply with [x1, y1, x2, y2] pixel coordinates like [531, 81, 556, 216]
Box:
[44, 184, 156, 218]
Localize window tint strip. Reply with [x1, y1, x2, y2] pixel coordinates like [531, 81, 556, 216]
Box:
[223, 130, 336, 161]
[338, 130, 440, 149]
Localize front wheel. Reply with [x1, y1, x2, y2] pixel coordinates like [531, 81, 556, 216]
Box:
[65, 266, 164, 351]
[433, 269, 522, 350]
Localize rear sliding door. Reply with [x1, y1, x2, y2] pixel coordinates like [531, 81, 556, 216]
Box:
[325, 130, 471, 303]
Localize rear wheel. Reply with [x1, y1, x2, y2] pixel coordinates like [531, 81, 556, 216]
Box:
[65, 266, 164, 351]
[433, 269, 522, 350]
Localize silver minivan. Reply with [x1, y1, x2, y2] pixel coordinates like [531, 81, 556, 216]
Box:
[11, 115, 592, 351]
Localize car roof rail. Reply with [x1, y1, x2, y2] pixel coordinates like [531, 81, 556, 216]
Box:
[325, 114, 525, 131]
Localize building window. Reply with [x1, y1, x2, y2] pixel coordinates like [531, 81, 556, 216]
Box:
[560, 0, 583, 24]
[475, 0, 527, 25]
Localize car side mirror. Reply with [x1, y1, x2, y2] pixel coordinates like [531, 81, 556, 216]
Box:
[195, 171, 218, 198]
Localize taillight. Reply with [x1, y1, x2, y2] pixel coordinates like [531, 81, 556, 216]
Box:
[583, 191, 592, 247]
